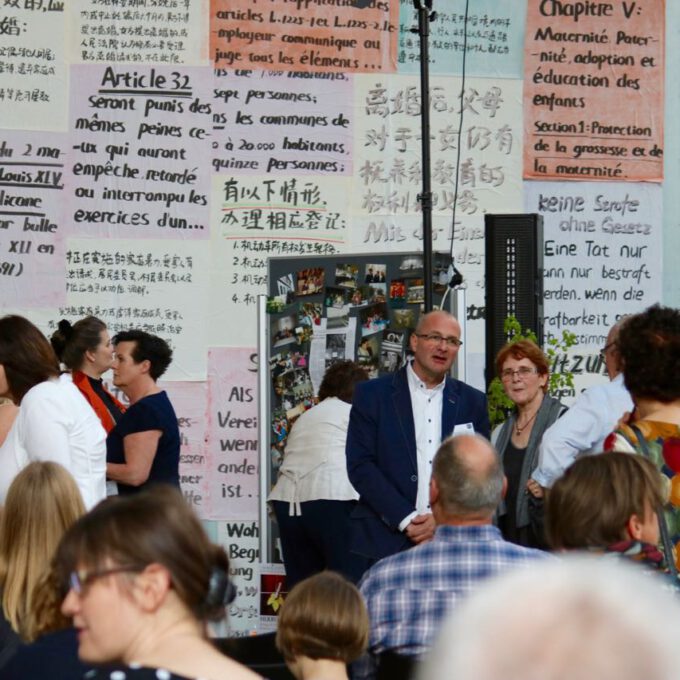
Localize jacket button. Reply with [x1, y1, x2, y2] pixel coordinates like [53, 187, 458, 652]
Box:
[411, 475, 417, 482]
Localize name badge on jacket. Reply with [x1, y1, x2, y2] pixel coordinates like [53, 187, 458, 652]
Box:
[452, 422, 474, 436]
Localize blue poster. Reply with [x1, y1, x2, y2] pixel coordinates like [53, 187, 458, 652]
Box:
[397, 0, 526, 78]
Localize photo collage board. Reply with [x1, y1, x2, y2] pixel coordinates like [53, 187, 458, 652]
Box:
[267, 251, 453, 477]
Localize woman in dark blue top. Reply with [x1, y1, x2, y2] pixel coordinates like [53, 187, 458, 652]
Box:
[105, 330, 180, 495]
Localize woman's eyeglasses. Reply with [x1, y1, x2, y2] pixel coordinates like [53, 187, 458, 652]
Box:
[66, 566, 141, 596]
[500, 367, 538, 381]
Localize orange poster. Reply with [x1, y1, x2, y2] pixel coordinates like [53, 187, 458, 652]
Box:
[210, 0, 398, 74]
[524, 0, 664, 182]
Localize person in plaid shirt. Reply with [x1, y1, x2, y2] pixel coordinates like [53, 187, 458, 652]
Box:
[354, 433, 548, 680]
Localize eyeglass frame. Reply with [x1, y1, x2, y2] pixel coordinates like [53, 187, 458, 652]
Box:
[500, 366, 539, 381]
[599, 341, 617, 360]
[415, 333, 463, 348]
[67, 565, 142, 597]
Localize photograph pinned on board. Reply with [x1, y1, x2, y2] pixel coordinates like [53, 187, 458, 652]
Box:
[357, 335, 380, 378]
[271, 314, 299, 348]
[335, 263, 359, 289]
[399, 255, 423, 272]
[384, 329, 405, 347]
[349, 287, 367, 307]
[380, 329, 405, 374]
[360, 303, 389, 337]
[367, 283, 386, 303]
[392, 308, 416, 330]
[324, 286, 349, 309]
[299, 302, 322, 328]
[327, 307, 350, 329]
[364, 263, 386, 284]
[325, 333, 347, 368]
[325, 286, 350, 329]
[275, 368, 314, 413]
[271, 406, 289, 446]
[296, 267, 325, 296]
[389, 278, 407, 308]
[295, 324, 313, 345]
[277, 273, 296, 300]
[270, 349, 308, 382]
[380, 347, 403, 373]
[406, 279, 425, 304]
[267, 273, 297, 313]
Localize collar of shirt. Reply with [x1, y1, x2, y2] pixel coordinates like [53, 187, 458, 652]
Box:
[406, 360, 446, 396]
[433, 524, 503, 542]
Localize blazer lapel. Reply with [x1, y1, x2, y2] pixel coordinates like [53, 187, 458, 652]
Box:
[442, 377, 461, 440]
[392, 368, 417, 471]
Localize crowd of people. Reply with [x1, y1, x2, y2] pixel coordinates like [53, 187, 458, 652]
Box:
[1, 303, 680, 680]
[272, 303, 680, 680]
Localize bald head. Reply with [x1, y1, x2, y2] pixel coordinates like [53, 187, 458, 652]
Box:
[410, 311, 462, 388]
[415, 310, 460, 335]
[430, 434, 503, 521]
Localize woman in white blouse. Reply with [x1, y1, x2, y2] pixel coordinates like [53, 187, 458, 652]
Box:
[0, 315, 107, 509]
[269, 361, 368, 587]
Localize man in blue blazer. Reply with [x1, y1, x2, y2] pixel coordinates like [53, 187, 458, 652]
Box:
[346, 310, 490, 575]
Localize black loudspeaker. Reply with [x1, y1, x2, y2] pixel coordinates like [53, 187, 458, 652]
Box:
[484, 213, 544, 387]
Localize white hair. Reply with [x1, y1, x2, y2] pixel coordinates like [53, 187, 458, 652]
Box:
[419, 556, 680, 680]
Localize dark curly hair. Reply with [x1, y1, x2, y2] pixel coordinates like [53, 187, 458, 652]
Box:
[618, 305, 680, 403]
[318, 361, 368, 403]
[112, 329, 172, 381]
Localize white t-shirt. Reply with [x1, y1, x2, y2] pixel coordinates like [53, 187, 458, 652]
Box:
[0, 374, 107, 508]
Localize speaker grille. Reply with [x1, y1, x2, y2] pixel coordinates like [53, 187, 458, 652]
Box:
[484, 214, 544, 386]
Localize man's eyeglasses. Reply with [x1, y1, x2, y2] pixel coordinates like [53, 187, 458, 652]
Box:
[416, 333, 463, 348]
[599, 341, 617, 360]
[501, 367, 538, 381]
[67, 566, 141, 596]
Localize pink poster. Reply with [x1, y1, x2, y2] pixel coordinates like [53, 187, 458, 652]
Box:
[212, 71, 353, 176]
[159, 380, 210, 519]
[0, 131, 67, 307]
[524, 0, 664, 181]
[206, 347, 259, 520]
[67, 65, 212, 238]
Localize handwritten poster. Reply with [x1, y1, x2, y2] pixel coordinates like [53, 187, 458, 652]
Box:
[70, 0, 209, 65]
[524, 0, 664, 181]
[67, 65, 212, 239]
[208, 174, 348, 345]
[350, 74, 522, 355]
[212, 70, 353, 176]
[0, 4, 68, 131]
[0, 132, 66, 307]
[58, 238, 209, 380]
[206, 348, 259, 521]
[159, 381, 210, 518]
[398, 0, 525, 77]
[210, 0, 398, 73]
[217, 521, 260, 635]
[525, 181, 662, 350]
